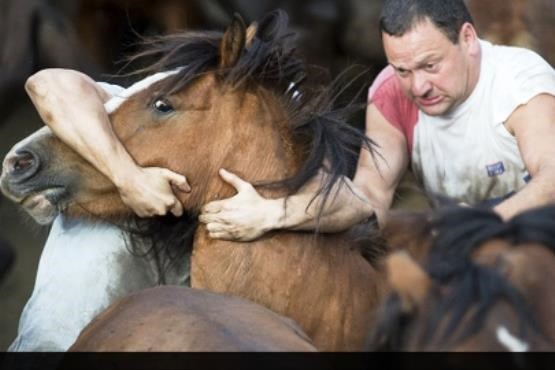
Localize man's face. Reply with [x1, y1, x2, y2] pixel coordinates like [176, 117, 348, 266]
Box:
[383, 18, 478, 116]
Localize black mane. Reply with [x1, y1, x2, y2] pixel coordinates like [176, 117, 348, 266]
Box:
[114, 10, 376, 280]
[369, 205, 555, 350]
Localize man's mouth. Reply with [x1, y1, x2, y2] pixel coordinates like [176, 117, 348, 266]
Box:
[418, 96, 444, 107]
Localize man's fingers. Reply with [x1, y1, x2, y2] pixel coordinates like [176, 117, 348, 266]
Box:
[219, 169, 252, 193]
[136, 210, 150, 218]
[165, 170, 191, 192]
[199, 212, 233, 225]
[201, 200, 225, 214]
[208, 231, 233, 241]
[137, 206, 163, 218]
[205, 222, 228, 233]
[199, 213, 216, 224]
[170, 199, 184, 217]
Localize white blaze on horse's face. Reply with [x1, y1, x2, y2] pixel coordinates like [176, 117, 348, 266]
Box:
[104, 68, 183, 114]
[496, 326, 529, 352]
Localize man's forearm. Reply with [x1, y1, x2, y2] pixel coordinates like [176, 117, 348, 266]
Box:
[275, 176, 376, 233]
[25, 69, 138, 187]
[200, 170, 380, 241]
[494, 170, 555, 220]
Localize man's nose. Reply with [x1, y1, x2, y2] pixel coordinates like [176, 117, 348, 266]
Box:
[411, 72, 432, 97]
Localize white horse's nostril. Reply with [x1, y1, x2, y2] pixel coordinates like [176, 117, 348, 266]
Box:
[1, 125, 52, 178]
[2, 150, 40, 182]
[11, 152, 35, 173]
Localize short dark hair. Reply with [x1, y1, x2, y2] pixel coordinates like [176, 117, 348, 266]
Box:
[379, 0, 474, 44]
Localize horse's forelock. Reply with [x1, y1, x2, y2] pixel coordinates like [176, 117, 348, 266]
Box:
[123, 10, 301, 100]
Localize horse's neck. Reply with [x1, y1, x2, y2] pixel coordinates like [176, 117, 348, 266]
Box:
[190, 227, 384, 350]
[190, 226, 379, 299]
[187, 88, 385, 350]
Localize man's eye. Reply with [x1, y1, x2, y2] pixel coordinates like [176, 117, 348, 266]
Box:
[425, 64, 438, 72]
[153, 99, 174, 113]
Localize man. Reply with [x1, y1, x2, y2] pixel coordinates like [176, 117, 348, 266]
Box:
[11, 0, 555, 350]
[199, 0, 555, 239]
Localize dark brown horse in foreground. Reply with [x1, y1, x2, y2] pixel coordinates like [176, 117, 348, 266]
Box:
[1, 11, 384, 350]
[70, 286, 316, 351]
[370, 205, 555, 351]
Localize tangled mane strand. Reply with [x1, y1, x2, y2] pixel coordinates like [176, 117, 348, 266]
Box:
[99, 213, 196, 285]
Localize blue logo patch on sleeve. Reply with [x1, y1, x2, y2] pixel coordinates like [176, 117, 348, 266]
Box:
[486, 161, 505, 177]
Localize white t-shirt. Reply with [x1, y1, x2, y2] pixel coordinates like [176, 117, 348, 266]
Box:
[369, 40, 555, 204]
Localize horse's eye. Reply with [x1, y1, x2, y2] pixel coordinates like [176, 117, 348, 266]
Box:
[153, 99, 174, 114]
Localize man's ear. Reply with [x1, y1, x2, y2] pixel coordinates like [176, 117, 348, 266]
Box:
[386, 251, 432, 311]
[219, 13, 246, 70]
[459, 22, 479, 54]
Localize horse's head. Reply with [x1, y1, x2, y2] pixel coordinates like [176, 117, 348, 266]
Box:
[369, 206, 555, 352]
[1, 10, 365, 225]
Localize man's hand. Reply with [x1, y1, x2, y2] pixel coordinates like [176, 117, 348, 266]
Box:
[199, 169, 283, 241]
[116, 166, 191, 218]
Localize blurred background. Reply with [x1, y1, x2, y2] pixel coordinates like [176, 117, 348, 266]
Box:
[0, 0, 554, 350]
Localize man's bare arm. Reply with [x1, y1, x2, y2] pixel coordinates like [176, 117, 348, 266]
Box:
[198, 168, 373, 242]
[199, 103, 409, 241]
[494, 93, 555, 219]
[25, 68, 190, 217]
[353, 103, 410, 226]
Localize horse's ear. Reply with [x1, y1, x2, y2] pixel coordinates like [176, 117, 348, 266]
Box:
[245, 22, 258, 49]
[219, 13, 246, 70]
[386, 251, 432, 311]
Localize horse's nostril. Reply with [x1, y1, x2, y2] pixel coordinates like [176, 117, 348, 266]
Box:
[13, 152, 35, 172]
[5, 150, 40, 182]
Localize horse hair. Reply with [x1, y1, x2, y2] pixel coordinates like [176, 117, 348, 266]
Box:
[111, 10, 377, 281]
[368, 205, 555, 350]
[119, 214, 197, 284]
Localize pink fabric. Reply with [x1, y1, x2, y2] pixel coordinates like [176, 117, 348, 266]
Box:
[368, 66, 418, 155]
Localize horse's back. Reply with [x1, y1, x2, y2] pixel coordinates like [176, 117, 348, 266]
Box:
[69, 286, 317, 352]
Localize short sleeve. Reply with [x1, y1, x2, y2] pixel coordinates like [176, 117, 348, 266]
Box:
[493, 47, 555, 123]
[368, 65, 418, 153]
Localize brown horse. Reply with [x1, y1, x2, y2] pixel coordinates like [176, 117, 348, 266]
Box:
[368, 205, 555, 351]
[69, 286, 316, 351]
[1, 11, 384, 350]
